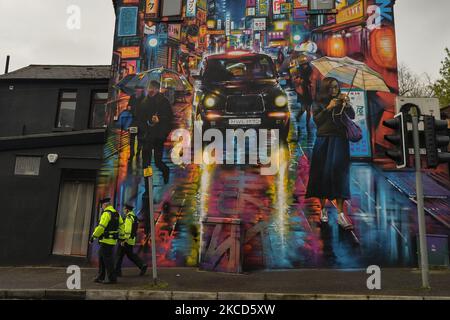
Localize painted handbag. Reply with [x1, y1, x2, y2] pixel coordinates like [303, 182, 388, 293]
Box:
[333, 105, 363, 143]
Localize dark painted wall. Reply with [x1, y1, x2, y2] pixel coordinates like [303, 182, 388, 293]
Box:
[0, 144, 103, 265]
[0, 78, 109, 265]
[0, 79, 108, 137]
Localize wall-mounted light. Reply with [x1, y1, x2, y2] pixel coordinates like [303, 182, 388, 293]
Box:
[47, 154, 59, 164]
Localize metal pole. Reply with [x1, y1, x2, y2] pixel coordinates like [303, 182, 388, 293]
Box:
[146, 168, 158, 285]
[411, 112, 430, 289]
[5, 55, 10, 74]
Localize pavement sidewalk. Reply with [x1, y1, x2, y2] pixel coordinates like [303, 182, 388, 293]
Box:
[0, 267, 449, 300]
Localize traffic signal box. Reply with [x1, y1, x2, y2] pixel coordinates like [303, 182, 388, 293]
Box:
[423, 115, 450, 168]
[383, 112, 450, 169]
[383, 112, 409, 169]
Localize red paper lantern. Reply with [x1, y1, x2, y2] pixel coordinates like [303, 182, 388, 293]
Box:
[370, 26, 397, 69]
[328, 36, 346, 57]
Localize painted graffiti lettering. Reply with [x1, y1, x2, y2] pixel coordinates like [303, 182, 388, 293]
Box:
[217, 174, 269, 215]
[367, 5, 381, 30]
[201, 221, 241, 272]
[377, 0, 394, 21]
[201, 220, 272, 273]
[218, 190, 239, 215]
[367, 0, 393, 30]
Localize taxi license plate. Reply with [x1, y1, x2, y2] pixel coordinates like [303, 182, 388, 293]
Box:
[229, 119, 261, 125]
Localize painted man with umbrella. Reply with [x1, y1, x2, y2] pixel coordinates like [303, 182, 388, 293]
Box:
[306, 56, 391, 228]
[279, 49, 317, 134]
[292, 54, 314, 133]
[139, 80, 173, 184]
[115, 69, 180, 184]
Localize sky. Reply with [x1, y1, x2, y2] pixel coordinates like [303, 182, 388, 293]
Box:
[0, 0, 449, 80]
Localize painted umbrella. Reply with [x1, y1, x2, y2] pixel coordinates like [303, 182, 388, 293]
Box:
[114, 67, 192, 96]
[311, 56, 391, 92]
[279, 51, 317, 73]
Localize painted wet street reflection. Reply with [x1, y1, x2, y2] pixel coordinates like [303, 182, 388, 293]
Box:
[96, 94, 450, 271]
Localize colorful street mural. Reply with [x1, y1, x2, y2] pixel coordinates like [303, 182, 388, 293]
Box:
[93, 0, 450, 272]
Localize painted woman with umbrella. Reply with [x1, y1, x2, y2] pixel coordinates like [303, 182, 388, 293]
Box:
[306, 56, 391, 228]
[306, 77, 355, 228]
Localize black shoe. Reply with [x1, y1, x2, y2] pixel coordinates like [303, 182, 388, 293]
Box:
[139, 265, 148, 276]
[93, 277, 104, 283]
[116, 271, 122, 277]
[102, 279, 117, 284]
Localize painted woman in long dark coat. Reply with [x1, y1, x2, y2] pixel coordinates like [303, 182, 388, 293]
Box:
[306, 77, 355, 229]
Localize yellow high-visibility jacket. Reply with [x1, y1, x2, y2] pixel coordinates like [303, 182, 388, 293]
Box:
[120, 211, 138, 246]
[92, 206, 124, 245]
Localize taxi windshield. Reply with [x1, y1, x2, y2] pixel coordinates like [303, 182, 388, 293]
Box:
[203, 56, 276, 82]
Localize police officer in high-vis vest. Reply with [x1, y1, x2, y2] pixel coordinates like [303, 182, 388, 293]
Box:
[90, 197, 123, 284]
[115, 204, 147, 277]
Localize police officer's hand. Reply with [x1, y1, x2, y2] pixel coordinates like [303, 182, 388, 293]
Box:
[120, 241, 126, 247]
[89, 237, 94, 244]
[152, 115, 160, 124]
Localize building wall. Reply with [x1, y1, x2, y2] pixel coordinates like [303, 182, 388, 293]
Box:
[97, 0, 450, 272]
[0, 77, 108, 265]
[0, 80, 108, 137]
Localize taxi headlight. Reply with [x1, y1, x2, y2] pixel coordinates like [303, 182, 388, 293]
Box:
[275, 95, 288, 107]
[203, 95, 217, 108]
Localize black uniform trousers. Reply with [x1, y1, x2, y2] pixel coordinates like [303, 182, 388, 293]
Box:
[97, 243, 116, 281]
[115, 243, 145, 273]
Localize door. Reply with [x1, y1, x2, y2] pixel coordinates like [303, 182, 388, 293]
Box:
[52, 180, 95, 256]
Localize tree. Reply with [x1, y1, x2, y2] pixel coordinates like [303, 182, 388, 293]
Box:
[398, 63, 434, 97]
[433, 48, 450, 108]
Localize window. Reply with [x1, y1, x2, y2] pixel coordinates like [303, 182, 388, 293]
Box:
[90, 91, 109, 128]
[14, 156, 41, 176]
[162, 0, 182, 17]
[56, 91, 77, 128]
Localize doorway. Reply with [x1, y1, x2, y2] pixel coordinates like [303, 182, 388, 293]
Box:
[52, 170, 96, 257]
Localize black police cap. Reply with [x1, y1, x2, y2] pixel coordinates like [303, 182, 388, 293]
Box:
[99, 197, 111, 204]
[125, 203, 134, 210]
